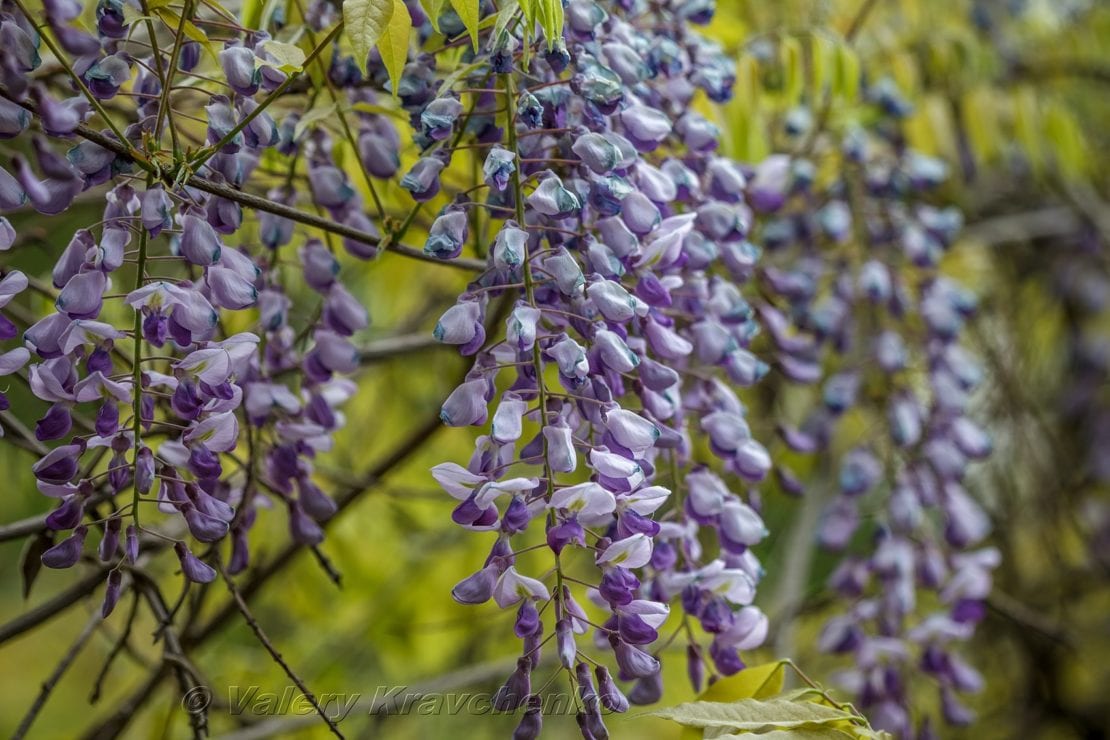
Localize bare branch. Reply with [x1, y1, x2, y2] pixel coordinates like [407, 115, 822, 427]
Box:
[90, 589, 144, 703]
[12, 607, 103, 740]
[0, 84, 486, 273]
[216, 558, 345, 739]
[359, 333, 445, 364]
[80, 663, 169, 740]
[210, 655, 525, 740]
[134, 574, 209, 739]
[0, 567, 107, 646]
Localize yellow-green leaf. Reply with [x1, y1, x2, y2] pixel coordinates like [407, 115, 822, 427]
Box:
[811, 33, 834, 98]
[153, 8, 207, 43]
[834, 44, 860, 101]
[492, 0, 520, 46]
[961, 86, 1001, 164]
[343, 0, 396, 74]
[536, 0, 564, 50]
[152, 8, 218, 63]
[350, 101, 408, 118]
[422, 0, 447, 32]
[518, 0, 535, 27]
[259, 0, 288, 30]
[449, 0, 480, 49]
[1043, 102, 1086, 178]
[712, 729, 856, 740]
[700, 660, 789, 703]
[436, 60, 483, 96]
[649, 697, 857, 732]
[1013, 86, 1042, 173]
[294, 103, 338, 139]
[891, 51, 919, 97]
[121, 2, 146, 26]
[351, 101, 409, 119]
[780, 35, 803, 103]
[241, 0, 264, 29]
[377, 0, 413, 95]
[260, 40, 306, 72]
[735, 52, 761, 110]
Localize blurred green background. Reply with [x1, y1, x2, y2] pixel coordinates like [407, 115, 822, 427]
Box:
[1, 0, 1108, 737]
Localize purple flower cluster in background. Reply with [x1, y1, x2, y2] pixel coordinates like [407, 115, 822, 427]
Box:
[746, 80, 997, 736]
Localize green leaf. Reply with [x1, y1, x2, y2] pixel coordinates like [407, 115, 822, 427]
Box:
[536, 0, 564, 50]
[649, 698, 857, 732]
[121, 2, 147, 26]
[1013, 86, 1042, 172]
[961, 86, 1000, 164]
[422, 0, 448, 32]
[351, 101, 409, 119]
[735, 52, 761, 108]
[436, 61, 484, 96]
[241, 0, 264, 29]
[491, 0, 520, 46]
[377, 0, 413, 95]
[780, 35, 803, 103]
[811, 33, 834, 97]
[20, 532, 52, 600]
[1043, 102, 1085, 177]
[699, 660, 789, 703]
[519, 0, 536, 28]
[152, 8, 205, 43]
[343, 0, 396, 74]
[259, 0, 287, 31]
[449, 0, 480, 49]
[260, 40, 307, 72]
[710, 729, 855, 740]
[294, 102, 338, 139]
[152, 8, 219, 63]
[834, 44, 860, 101]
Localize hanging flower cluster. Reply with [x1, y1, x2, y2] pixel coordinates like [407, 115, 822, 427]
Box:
[1048, 231, 1110, 488]
[427, 0, 773, 735]
[747, 80, 997, 737]
[0, 0, 1001, 734]
[0, 0, 374, 615]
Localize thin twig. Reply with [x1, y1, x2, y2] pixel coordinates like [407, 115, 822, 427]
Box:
[359, 333, 445, 364]
[0, 567, 107, 646]
[80, 662, 169, 740]
[90, 588, 144, 703]
[794, 0, 883, 157]
[134, 574, 209, 739]
[217, 559, 345, 739]
[12, 608, 104, 740]
[211, 655, 527, 740]
[0, 85, 485, 273]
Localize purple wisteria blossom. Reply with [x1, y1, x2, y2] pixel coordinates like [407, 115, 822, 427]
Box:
[751, 81, 995, 736]
[427, 3, 774, 735]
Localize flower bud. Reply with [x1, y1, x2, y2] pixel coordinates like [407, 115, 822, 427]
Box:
[42, 525, 88, 569]
[174, 541, 216, 583]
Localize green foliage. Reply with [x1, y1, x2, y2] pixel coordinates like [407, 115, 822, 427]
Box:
[376, 0, 413, 93]
[650, 662, 888, 739]
[423, 0, 449, 31]
[240, 0, 264, 30]
[448, 0, 481, 49]
[259, 40, 307, 72]
[698, 660, 788, 702]
[342, 0, 399, 74]
[535, 0, 564, 50]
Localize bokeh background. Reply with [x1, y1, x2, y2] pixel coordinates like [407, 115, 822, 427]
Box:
[1, 0, 1108, 737]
